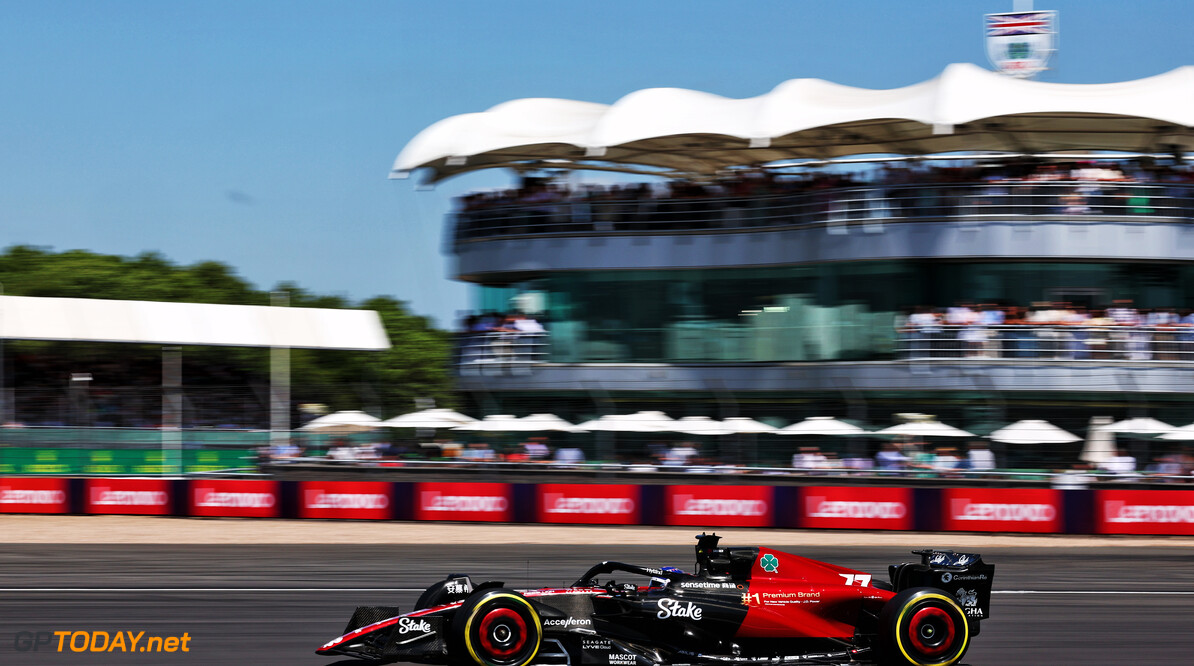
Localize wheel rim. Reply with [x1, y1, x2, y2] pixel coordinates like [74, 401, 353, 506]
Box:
[478, 607, 527, 659]
[907, 606, 955, 658]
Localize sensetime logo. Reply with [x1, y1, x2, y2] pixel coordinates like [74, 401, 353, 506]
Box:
[13, 630, 191, 653]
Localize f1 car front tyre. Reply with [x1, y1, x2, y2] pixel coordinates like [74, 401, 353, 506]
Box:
[878, 588, 970, 666]
[451, 589, 542, 666]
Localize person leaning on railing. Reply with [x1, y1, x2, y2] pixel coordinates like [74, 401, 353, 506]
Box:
[874, 440, 908, 473]
[1084, 309, 1115, 359]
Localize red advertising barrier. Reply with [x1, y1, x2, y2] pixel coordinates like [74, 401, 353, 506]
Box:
[299, 481, 392, 520]
[414, 482, 513, 522]
[941, 487, 1062, 533]
[0, 477, 69, 514]
[190, 479, 280, 518]
[85, 478, 172, 516]
[1096, 489, 1194, 536]
[799, 486, 913, 531]
[536, 484, 640, 525]
[664, 485, 773, 527]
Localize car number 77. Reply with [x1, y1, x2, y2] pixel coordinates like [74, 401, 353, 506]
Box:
[839, 574, 872, 587]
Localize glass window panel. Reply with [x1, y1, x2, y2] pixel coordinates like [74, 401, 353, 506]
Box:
[472, 261, 1194, 363]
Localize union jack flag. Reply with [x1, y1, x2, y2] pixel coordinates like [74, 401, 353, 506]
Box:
[986, 12, 1054, 37]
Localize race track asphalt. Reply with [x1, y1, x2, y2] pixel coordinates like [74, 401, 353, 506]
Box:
[0, 543, 1191, 665]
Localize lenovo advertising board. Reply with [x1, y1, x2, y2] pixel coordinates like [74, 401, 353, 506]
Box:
[942, 487, 1062, 533]
[1096, 489, 1194, 536]
[536, 484, 639, 525]
[664, 485, 773, 527]
[299, 481, 392, 520]
[85, 478, 172, 516]
[799, 486, 913, 531]
[190, 479, 280, 518]
[414, 482, 513, 522]
[0, 477, 69, 514]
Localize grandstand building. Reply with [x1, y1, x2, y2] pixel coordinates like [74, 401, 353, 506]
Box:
[394, 64, 1194, 435]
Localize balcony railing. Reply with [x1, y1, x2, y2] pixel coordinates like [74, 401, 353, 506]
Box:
[897, 324, 1194, 362]
[454, 181, 1194, 243]
[455, 325, 1194, 370]
[457, 331, 550, 374]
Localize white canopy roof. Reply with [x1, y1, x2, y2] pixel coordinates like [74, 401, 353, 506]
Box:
[393, 63, 1194, 183]
[0, 295, 390, 350]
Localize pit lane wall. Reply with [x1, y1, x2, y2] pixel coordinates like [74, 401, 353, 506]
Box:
[1, 477, 1192, 536]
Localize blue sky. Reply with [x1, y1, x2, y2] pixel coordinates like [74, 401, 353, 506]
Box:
[2, 1, 1192, 328]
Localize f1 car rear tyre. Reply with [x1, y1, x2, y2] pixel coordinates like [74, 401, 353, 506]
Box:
[451, 589, 542, 666]
[878, 588, 969, 666]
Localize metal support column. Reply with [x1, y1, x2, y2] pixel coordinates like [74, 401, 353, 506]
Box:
[162, 346, 182, 475]
[270, 291, 291, 454]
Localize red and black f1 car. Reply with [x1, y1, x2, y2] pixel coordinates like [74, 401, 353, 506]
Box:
[318, 534, 993, 666]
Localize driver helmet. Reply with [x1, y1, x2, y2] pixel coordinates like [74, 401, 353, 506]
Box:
[649, 566, 687, 589]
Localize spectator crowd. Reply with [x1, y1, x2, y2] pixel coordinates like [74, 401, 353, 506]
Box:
[286, 429, 1194, 485]
[458, 312, 548, 365]
[899, 299, 1194, 361]
[454, 158, 1194, 239]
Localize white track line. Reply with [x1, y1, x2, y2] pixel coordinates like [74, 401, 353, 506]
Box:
[993, 590, 1194, 595]
[0, 588, 426, 592]
[4, 588, 1194, 595]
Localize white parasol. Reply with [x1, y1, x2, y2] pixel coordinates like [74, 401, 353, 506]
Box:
[382, 408, 477, 429]
[988, 420, 1081, 445]
[518, 413, 586, 433]
[721, 417, 779, 434]
[299, 410, 382, 433]
[451, 414, 528, 432]
[577, 411, 676, 433]
[671, 416, 736, 436]
[1158, 423, 1194, 441]
[1101, 417, 1175, 434]
[779, 416, 867, 436]
[875, 421, 975, 438]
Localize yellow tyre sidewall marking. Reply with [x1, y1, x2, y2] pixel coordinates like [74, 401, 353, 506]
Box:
[894, 592, 969, 666]
[464, 593, 542, 666]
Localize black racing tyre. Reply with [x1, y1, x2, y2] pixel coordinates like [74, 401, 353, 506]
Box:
[878, 587, 970, 666]
[451, 589, 542, 666]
